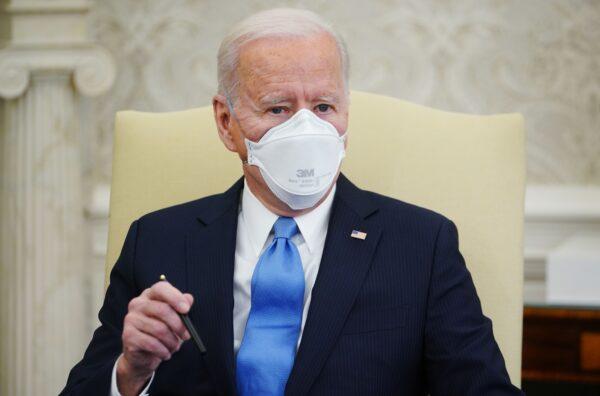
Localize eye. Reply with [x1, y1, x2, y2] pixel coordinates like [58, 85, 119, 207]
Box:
[269, 107, 286, 115]
[315, 103, 332, 113]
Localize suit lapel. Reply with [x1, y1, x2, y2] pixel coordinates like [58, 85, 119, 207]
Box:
[183, 175, 380, 395]
[186, 178, 243, 396]
[285, 174, 382, 395]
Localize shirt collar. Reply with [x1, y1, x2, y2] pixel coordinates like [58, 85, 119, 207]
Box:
[241, 179, 336, 256]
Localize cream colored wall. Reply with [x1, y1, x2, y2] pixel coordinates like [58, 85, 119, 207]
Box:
[87, 0, 600, 187]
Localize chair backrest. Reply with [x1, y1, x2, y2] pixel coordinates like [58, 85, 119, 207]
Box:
[106, 91, 525, 385]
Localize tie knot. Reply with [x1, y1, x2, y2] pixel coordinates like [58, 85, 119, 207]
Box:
[273, 217, 298, 239]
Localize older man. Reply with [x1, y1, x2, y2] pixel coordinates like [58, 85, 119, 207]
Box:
[62, 8, 523, 396]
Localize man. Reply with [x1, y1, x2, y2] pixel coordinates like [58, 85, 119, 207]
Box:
[62, 8, 523, 396]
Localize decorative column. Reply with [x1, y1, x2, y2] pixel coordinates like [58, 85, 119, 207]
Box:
[0, 1, 115, 395]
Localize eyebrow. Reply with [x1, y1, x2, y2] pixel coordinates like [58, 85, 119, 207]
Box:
[257, 95, 291, 106]
[315, 95, 340, 104]
[257, 93, 341, 107]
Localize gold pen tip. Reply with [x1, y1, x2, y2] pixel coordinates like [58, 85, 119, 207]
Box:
[159, 274, 166, 281]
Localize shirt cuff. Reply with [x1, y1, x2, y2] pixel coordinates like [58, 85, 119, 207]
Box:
[110, 354, 155, 396]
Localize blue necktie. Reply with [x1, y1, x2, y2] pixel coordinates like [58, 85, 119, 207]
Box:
[236, 217, 305, 396]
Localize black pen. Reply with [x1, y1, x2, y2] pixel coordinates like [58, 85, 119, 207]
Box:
[159, 274, 207, 355]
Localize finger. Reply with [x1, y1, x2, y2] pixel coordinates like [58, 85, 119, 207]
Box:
[125, 327, 172, 361]
[147, 281, 190, 314]
[140, 300, 188, 339]
[182, 294, 194, 339]
[183, 293, 194, 307]
[127, 312, 182, 353]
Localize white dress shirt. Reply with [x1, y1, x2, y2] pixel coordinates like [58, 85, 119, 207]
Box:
[111, 181, 335, 395]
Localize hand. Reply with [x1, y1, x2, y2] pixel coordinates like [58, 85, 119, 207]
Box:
[117, 280, 193, 395]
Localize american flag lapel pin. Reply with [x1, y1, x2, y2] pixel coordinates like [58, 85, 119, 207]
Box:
[351, 229, 367, 240]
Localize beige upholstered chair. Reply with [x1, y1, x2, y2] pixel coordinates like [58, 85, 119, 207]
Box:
[105, 91, 525, 385]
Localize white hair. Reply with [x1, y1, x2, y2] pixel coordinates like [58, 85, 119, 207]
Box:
[217, 8, 350, 104]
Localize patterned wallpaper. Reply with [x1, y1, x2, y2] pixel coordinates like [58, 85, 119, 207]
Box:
[88, 0, 600, 185]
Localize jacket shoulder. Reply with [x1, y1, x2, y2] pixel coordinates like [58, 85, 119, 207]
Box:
[360, 188, 450, 230]
[135, 192, 230, 233]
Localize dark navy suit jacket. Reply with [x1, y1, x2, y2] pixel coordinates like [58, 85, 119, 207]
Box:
[62, 174, 523, 395]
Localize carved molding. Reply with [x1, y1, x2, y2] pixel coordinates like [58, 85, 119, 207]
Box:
[523, 186, 600, 303]
[0, 45, 116, 98]
[0, 2, 116, 393]
[7, 0, 91, 14]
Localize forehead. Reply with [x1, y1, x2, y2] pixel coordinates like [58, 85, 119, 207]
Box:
[236, 33, 344, 100]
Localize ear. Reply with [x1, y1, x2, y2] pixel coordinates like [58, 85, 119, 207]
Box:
[212, 94, 238, 153]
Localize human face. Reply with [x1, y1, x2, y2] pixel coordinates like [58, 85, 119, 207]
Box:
[213, 31, 349, 216]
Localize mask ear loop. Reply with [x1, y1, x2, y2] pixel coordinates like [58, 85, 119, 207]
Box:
[226, 95, 237, 119]
[226, 94, 250, 166]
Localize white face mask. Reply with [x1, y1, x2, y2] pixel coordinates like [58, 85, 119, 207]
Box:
[244, 109, 346, 210]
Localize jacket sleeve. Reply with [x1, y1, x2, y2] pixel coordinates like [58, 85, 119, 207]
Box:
[60, 221, 141, 395]
[424, 218, 524, 395]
